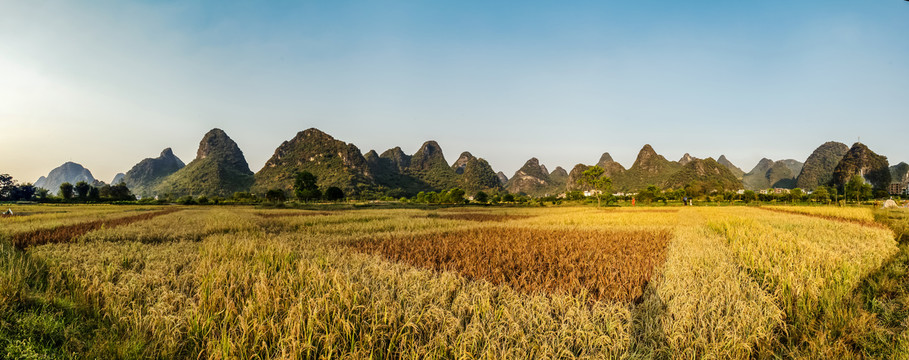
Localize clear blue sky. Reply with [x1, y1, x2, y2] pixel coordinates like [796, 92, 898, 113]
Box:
[1, 0, 907, 183]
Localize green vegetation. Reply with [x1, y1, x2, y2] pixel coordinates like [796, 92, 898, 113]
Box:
[664, 158, 742, 194]
[252, 128, 374, 196]
[457, 156, 500, 193]
[717, 154, 745, 179]
[795, 141, 849, 190]
[832, 142, 891, 191]
[154, 129, 255, 198]
[613, 144, 682, 191]
[742, 158, 803, 190]
[121, 148, 185, 198]
[293, 171, 321, 202]
[576, 165, 612, 207]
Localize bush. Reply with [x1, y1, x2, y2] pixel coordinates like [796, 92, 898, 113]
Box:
[324, 187, 344, 201]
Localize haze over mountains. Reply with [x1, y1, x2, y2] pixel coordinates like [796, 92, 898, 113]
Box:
[29, 128, 907, 198]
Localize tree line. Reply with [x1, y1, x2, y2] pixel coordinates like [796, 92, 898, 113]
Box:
[0, 174, 136, 203]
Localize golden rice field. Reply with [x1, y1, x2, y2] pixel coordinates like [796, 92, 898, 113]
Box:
[1, 204, 908, 359]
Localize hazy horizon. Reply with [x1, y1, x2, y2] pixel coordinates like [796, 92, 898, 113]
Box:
[2, 1, 907, 183]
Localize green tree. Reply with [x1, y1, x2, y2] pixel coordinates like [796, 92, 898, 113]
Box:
[35, 188, 49, 200]
[59, 182, 74, 200]
[0, 174, 13, 200]
[637, 185, 661, 204]
[789, 188, 804, 203]
[108, 183, 135, 201]
[294, 171, 321, 202]
[742, 190, 757, 204]
[844, 175, 868, 203]
[474, 191, 488, 203]
[861, 183, 873, 201]
[812, 186, 830, 203]
[447, 188, 465, 204]
[10, 184, 36, 201]
[324, 186, 344, 201]
[74, 181, 91, 201]
[88, 186, 100, 201]
[576, 165, 613, 207]
[265, 189, 286, 203]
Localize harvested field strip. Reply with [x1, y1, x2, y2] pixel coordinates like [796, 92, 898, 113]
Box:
[11, 208, 182, 248]
[759, 206, 884, 229]
[431, 213, 535, 222]
[354, 227, 672, 302]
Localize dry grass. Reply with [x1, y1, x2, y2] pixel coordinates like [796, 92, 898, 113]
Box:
[255, 210, 334, 218]
[79, 208, 261, 243]
[3, 205, 907, 358]
[10, 208, 182, 248]
[431, 212, 534, 222]
[763, 205, 876, 224]
[707, 207, 898, 356]
[633, 209, 784, 358]
[354, 227, 672, 303]
[0, 205, 167, 242]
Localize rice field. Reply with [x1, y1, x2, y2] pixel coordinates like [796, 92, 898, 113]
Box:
[0, 204, 905, 358]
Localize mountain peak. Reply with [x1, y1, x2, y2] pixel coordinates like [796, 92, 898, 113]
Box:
[34, 162, 96, 194]
[550, 166, 568, 178]
[301, 127, 330, 137]
[506, 158, 555, 196]
[831, 142, 890, 189]
[452, 151, 476, 174]
[633, 144, 661, 165]
[417, 140, 442, 154]
[379, 147, 412, 171]
[496, 171, 508, 185]
[716, 155, 745, 180]
[253, 128, 371, 195]
[122, 147, 186, 197]
[155, 128, 254, 197]
[795, 141, 849, 190]
[631, 144, 671, 170]
[197, 128, 242, 161]
[410, 140, 448, 172]
[678, 153, 697, 166]
[598, 152, 614, 164]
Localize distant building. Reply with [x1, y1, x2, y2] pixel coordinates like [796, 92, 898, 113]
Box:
[583, 190, 602, 197]
[773, 188, 791, 194]
[892, 182, 907, 196]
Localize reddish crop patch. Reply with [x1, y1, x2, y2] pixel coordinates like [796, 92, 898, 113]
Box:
[353, 227, 672, 302]
[11, 208, 182, 248]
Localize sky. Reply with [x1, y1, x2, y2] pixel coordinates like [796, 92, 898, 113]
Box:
[1, 0, 907, 183]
